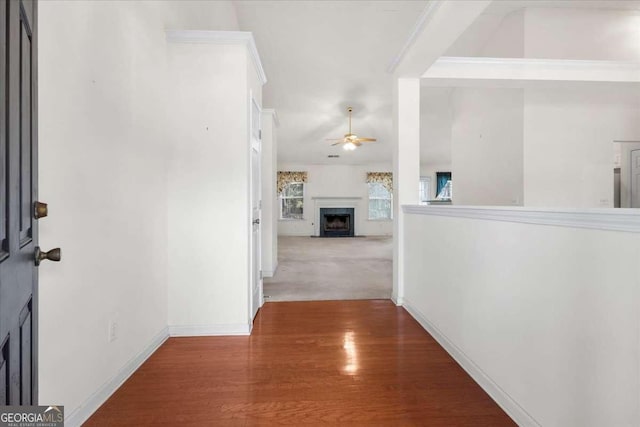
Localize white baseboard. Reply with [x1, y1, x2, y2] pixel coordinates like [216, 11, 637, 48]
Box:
[65, 327, 170, 427]
[168, 323, 251, 336]
[263, 260, 278, 278]
[401, 300, 540, 427]
[391, 293, 403, 306]
[63, 322, 251, 427]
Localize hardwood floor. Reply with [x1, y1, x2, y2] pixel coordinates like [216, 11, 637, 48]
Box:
[85, 300, 515, 426]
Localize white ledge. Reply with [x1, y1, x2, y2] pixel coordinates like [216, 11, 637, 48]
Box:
[166, 30, 267, 85]
[402, 205, 640, 233]
[312, 196, 362, 200]
[422, 57, 640, 84]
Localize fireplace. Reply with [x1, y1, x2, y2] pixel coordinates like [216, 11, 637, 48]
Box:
[320, 208, 354, 237]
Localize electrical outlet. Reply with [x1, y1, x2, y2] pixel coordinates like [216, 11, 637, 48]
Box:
[108, 320, 118, 342]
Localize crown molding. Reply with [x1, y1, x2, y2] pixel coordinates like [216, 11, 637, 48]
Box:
[166, 30, 267, 85]
[402, 205, 640, 233]
[422, 57, 640, 83]
[387, 1, 443, 74]
[262, 108, 280, 127]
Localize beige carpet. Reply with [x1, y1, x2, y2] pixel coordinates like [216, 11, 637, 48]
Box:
[264, 236, 392, 301]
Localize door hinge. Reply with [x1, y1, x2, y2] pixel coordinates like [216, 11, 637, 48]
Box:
[259, 129, 262, 140]
[259, 270, 263, 280]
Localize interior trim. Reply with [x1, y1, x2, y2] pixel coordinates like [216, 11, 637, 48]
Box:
[402, 205, 640, 233]
[168, 323, 251, 337]
[166, 30, 267, 85]
[65, 327, 170, 427]
[262, 108, 280, 127]
[387, 1, 443, 73]
[402, 300, 540, 427]
[422, 57, 640, 83]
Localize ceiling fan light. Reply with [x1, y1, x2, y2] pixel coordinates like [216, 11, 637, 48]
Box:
[343, 142, 357, 151]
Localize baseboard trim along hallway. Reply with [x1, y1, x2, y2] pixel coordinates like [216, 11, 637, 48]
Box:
[168, 323, 252, 337]
[402, 299, 540, 427]
[65, 327, 170, 427]
[84, 300, 516, 426]
[65, 322, 253, 426]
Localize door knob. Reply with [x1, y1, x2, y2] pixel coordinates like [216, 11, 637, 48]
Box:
[253, 219, 260, 225]
[35, 247, 61, 266]
[34, 201, 48, 219]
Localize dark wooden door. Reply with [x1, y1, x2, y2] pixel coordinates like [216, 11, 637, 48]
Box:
[0, 0, 38, 405]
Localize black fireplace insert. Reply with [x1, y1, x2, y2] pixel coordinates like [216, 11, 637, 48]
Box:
[319, 208, 354, 237]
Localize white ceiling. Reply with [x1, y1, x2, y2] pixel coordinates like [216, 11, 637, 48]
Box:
[234, 1, 427, 166]
[234, 0, 640, 167]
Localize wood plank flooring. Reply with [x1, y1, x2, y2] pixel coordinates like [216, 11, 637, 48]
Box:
[85, 300, 515, 426]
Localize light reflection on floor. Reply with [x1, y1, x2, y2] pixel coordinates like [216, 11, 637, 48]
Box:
[342, 330, 358, 374]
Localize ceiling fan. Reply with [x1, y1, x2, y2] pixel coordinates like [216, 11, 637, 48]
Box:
[326, 107, 377, 150]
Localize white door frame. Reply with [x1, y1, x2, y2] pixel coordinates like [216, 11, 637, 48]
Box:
[249, 93, 263, 324]
[619, 141, 640, 208]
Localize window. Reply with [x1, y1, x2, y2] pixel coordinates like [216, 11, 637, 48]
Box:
[419, 176, 431, 204]
[280, 182, 304, 219]
[436, 172, 452, 199]
[368, 182, 392, 220]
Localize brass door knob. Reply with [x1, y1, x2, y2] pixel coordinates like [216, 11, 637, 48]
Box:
[35, 247, 61, 266]
[34, 201, 48, 219]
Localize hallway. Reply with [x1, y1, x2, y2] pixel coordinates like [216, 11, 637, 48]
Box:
[264, 237, 392, 301]
[86, 300, 514, 426]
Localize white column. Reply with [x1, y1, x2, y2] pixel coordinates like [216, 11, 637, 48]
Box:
[392, 78, 421, 305]
[261, 109, 278, 277]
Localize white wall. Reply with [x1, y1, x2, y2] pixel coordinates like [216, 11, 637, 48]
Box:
[277, 164, 393, 237]
[166, 40, 260, 332]
[524, 85, 640, 208]
[424, 82, 640, 209]
[446, 9, 524, 58]
[39, 0, 171, 419]
[449, 6, 640, 62]
[403, 209, 640, 427]
[524, 8, 640, 61]
[163, 0, 239, 31]
[261, 111, 278, 277]
[420, 87, 452, 199]
[423, 7, 640, 208]
[422, 11, 525, 206]
[519, 7, 640, 208]
[451, 88, 524, 206]
[38, 1, 243, 424]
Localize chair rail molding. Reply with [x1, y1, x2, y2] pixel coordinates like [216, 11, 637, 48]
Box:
[402, 205, 640, 233]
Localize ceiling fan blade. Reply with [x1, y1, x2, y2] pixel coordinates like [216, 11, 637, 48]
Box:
[325, 108, 377, 148]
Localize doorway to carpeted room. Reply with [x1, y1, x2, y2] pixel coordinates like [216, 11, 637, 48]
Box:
[263, 236, 392, 301]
